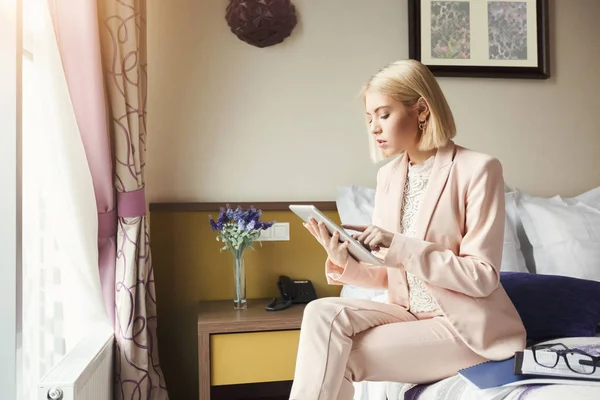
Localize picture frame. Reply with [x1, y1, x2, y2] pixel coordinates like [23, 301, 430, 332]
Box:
[408, 0, 550, 79]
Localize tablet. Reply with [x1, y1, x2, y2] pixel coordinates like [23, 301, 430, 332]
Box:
[289, 204, 383, 265]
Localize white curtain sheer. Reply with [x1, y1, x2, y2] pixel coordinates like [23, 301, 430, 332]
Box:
[20, 1, 110, 398]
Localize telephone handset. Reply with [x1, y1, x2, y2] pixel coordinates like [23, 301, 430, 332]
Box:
[265, 275, 318, 311]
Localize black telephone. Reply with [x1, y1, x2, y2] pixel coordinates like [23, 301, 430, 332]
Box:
[265, 275, 318, 311]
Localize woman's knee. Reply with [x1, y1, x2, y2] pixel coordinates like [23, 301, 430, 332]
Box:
[301, 297, 346, 328]
[303, 297, 339, 317]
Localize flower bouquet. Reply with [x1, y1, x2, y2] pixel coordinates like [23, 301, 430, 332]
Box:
[209, 204, 275, 309]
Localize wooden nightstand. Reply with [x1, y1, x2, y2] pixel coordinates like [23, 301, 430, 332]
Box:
[197, 299, 306, 400]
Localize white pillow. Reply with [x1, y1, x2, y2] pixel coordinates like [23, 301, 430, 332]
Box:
[335, 185, 375, 227]
[340, 284, 386, 300]
[516, 190, 600, 281]
[336, 185, 386, 300]
[574, 184, 600, 205]
[507, 185, 600, 274]
[504, 191, 531, 273]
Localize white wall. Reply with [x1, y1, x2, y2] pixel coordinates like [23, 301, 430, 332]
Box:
[146, 0, 600, 202]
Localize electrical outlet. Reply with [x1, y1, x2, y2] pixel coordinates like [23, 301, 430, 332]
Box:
[259, 222, 290, 241]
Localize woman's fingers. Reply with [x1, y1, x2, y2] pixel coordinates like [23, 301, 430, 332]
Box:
[305, 220, 350, 263]
[303, 222, 318, 238]
[317, 221, 331, 242]
[363, 230, 380, 250]
[366, 239, 380, 251]
[357, 225, 373, 243]
[304, 220, 325, 245]
[306, 219, 320, 236]
[341, 224, 367, 232]
[329, 230, 341, 247]
[311, 219, 322, 237]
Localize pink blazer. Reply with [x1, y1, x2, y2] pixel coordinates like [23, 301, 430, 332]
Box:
[327, 140, 526, 361]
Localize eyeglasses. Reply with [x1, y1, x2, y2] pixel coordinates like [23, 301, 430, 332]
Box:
[531, 342, 600, 375]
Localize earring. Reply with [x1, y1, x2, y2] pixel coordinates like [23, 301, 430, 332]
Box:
[418, 119, 427, 130]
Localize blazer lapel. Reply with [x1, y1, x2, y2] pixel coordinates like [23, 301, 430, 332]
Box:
[414, 141, 455, 240]
[386, 154, 408, 234]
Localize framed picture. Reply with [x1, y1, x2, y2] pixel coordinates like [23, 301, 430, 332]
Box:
[408, 0, 550, 79]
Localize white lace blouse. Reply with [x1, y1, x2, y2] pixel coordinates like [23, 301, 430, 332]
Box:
[401, 156, 440, 313]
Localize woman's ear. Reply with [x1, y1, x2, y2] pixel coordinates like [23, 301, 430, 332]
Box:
[416, 97, 430, 119]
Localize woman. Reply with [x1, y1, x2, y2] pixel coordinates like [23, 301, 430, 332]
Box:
[289, 60, 526, 400]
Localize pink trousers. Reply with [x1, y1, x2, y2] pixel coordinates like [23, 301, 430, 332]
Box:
[289, 297, 486, 400]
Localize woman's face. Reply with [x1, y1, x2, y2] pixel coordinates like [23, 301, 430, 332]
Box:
[364, 89, 420, 158]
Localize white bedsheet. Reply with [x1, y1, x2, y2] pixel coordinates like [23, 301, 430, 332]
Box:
[385, 376, 600, 400]
[352, 381, 387, 400]
[358, 337, 600, 400]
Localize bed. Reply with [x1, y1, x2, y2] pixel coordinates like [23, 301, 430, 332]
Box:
[336, 184, 600, 400]
[383, 333, 600, 400]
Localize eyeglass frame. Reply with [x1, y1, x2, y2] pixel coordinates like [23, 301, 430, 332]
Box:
[531, 342, 600, 375]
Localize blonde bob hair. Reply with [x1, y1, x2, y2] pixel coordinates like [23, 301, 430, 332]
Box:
[362, 59, 456, 163]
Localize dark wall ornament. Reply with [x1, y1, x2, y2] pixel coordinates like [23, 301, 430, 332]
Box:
[225, 0, 298, 48]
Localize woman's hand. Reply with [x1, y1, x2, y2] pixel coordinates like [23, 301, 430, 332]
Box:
[342, 224, 394, 252]
[304, 218, 349, 267]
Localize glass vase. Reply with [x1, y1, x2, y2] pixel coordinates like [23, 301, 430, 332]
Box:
[231, 247, 247, 310]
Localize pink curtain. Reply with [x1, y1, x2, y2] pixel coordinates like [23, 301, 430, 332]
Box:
[50, 0, 168, 398]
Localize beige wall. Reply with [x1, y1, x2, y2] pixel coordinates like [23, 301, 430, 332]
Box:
[146, 0, 600, 203]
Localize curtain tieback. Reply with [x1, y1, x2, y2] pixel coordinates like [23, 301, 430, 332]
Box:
[117, 187, 147, 218]
[98, 188, 147, 238]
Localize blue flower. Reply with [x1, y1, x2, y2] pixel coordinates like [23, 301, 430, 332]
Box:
[209, 216, 218, 231]
[208, 204, 276, 251]
[217, 208, 229, 227]
[246, 209, 260, 228]
[225, 204, 234, 219]
[257, 221, 275, 230]
[233, 206, 244, 222]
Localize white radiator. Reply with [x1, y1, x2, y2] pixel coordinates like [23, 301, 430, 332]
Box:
[38, 324, 114, 400]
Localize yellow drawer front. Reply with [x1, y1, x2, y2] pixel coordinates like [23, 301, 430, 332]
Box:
[210, 330, 300, 385]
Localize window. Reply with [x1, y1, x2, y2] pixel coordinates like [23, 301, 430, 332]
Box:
[0, 1, 21, 399]
[18, 1, 108, 398]
[20, 4, 67, 396]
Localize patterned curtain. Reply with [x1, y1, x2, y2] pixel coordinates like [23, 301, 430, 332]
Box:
[97, 1, 168, 398]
